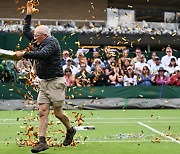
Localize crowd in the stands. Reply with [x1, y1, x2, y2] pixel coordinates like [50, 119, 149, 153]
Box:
[0, 22, 179, 36]
[0, 46, 180, 86]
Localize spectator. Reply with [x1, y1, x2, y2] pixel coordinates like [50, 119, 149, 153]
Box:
[147, 52, 157, 67]
[63, 57, 78, 75]
[104, 56, 116, 76]
[74, 49, 84, 66]
[131, 48, 146, 67]
[92, 65, 109, 86]
[77, 57, 91, 73]
[75, 63, 93, 87]
[135, 54, 148, 74]
[61, 50, 70, 66]
[109, 66, 123, 86]
[64, 68, 75, 86]
[91, 58, 105, 72]
[123, 66, 138, 86]
[169, 66, 180, 86]
[152, 67, 169, 85]
[161, 46, 177, 67]
[121, 58, 131, 75]
[118, 49, 130, 70]
[166, 57, 178, 75]
[88, 50, 100, 66]
[151, 56, 165, 75]
[138, 65, 154, 86]
[16, 59, 31, 75]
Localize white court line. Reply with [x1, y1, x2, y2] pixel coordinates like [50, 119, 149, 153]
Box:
[138, 122, 180, 144]
[0, 121, 180, 125]
[0, 140, 169, 144]
[0, 117, 180, 121]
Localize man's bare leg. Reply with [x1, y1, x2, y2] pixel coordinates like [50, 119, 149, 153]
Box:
[54, 106, 76, 146]
[31, 103, 50, 153]
[54, 106, 71, 130]
[38, 103, 50, 137]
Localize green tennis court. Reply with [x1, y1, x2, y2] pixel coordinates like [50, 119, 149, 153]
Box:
[0, 109, 179, 154]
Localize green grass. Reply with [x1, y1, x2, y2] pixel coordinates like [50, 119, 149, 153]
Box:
[0, 109, 180, 154]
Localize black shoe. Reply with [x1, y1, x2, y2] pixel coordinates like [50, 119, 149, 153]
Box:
[63, 127, 76, 146]
[31, 142, 49, 153]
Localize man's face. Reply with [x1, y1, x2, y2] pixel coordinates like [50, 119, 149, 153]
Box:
[135, 49, 141, 57]
[34, 29, 47, 44]
[155, 59, 160, 65]
[140, 56, 144, 63]
[166, 47, 172, 56]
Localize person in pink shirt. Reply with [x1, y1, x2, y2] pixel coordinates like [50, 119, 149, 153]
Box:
[152, 67, 169, 85]
[64, 68, 75, 86]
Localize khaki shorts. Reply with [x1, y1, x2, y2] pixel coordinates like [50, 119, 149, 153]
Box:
[37, 77, 67, 107]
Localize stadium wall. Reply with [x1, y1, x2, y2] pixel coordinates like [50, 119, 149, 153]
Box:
[0, 0, 107, 20]
[0, 83, 180, 110]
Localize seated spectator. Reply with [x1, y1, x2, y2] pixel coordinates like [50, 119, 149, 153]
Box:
[61, 50, 70, 66]
[75, 63, 93, 87]
[74, 50, 84, 66]
[147, 52, 157, 67]
[77, 57, 91, 73]
[161, 46, 177, 67]
[123, 66, 138, 86]
[121, 58, 131, 75]
[166, 57, 178, 75]
[131, 48, 146, 67]
[92, 65, 109, 86]
[63, 57, 78, 75]
[118, 49, 130, 70]
[135, 54, 148, 74]
[109, 66, 124, 86]
[152, 67, 169, 85]
[138, 65, 154, 86]
[91, 58, 105, 72]
[151, 56, 165, 75]
[16, 59, 31, 75]
[169, 66, 180, 86]
[64, 68, 75, 86]
[88, 50, 100, 66]
[104, 56, 116, 76]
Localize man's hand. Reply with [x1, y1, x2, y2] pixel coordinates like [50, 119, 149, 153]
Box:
[13, 51, 26, 58]
[27, 1, 39, 15]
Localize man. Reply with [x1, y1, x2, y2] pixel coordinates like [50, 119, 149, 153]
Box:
[63, 57, 78, 75]
[131, 47, 146, 67]
[134, 54, 148, 73]
[150, 56, 165, 75]
[161, 46, 177, 67]
[75, 63, 93, 87]
[14, 1, 76, 153]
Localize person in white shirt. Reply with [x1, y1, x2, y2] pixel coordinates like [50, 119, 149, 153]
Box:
[166, 57, 178, 75]
[147, 52, 157, 67]
[77, 57, 91, 73]
[151, 56, 165, 75]
[131, 48, 146, 67]
[123, 66, 138, 86]
[63, 57, 78, 75]
[135, 54, 149, 74]
[161, 46, 177, 67]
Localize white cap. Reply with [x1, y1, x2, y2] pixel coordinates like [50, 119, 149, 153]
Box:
[66, 57, 72, 62]
[127, 66, 133, 70]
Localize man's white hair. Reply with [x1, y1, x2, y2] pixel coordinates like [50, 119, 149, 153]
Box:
[35, 25, 51, 36]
